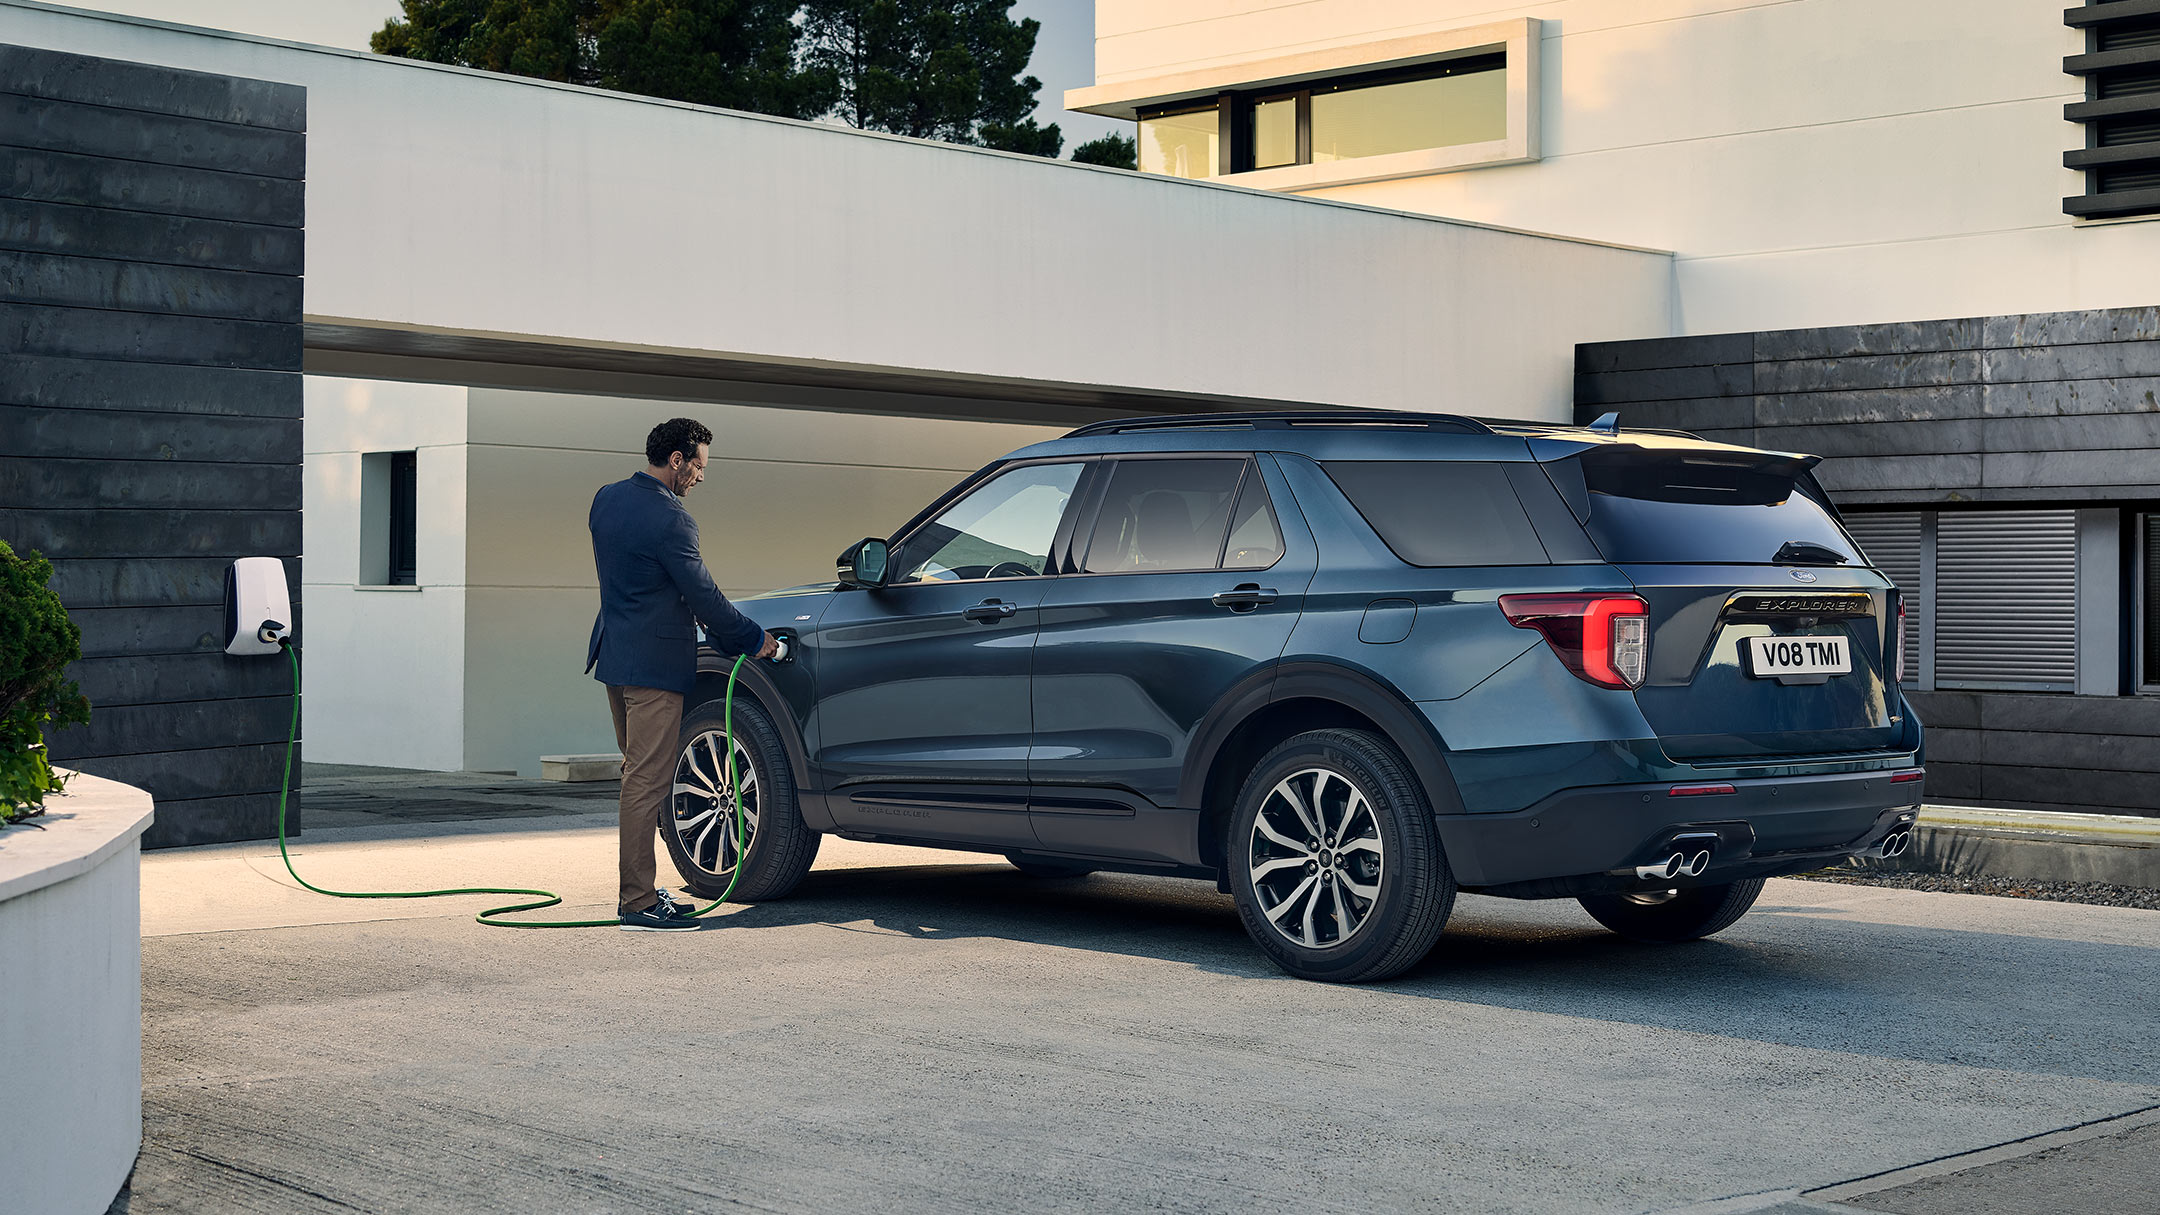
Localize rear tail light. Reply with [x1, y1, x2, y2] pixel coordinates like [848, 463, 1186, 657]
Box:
[1498, 593, 1650, 690]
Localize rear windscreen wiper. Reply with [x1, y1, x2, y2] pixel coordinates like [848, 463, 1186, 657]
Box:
[1774, 540, 1849, 566]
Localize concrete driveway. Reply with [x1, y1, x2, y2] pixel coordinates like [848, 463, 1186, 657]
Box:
[129, 800, 2160, 1214]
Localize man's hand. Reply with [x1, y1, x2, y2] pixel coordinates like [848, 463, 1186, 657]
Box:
[756, 632, 780, 660]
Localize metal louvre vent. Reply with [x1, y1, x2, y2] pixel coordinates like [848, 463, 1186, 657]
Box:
[1843, 512, 1922, 687]
[2066, 4, 2160, 218]
[1935, 510, 2077, 691]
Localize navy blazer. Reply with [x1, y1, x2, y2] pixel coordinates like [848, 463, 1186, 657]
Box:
[586, 472, 765, 694]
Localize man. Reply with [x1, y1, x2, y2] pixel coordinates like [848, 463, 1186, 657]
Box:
[588, 418, 776, 931]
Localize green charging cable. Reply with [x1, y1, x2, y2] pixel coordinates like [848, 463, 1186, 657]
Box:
[272, 643, 752, 928]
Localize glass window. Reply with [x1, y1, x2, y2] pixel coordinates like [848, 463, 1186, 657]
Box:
[1252, 96, 1297, 169]
[1139, 107, 1219, 179]
[1222, 474, 1285, 570]
[1084, 459, 1245, 573]
[1323, 462, 1548, 568]
[1310, 64, 1505, 162]
[1549, 450, 1860, 567]
[896, 463, 1083, 583]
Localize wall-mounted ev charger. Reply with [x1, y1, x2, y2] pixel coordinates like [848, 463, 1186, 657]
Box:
[224, 557, 293, 656]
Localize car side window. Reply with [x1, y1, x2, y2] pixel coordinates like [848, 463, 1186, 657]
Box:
[1222, 471, 1285, 570]
[895, 462, 1084, 583]
[1082, 459, 1246, 574]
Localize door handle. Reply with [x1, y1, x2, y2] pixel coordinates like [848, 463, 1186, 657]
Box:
[963, 600, 1019, 623]
[1212, 584, 1278, 612]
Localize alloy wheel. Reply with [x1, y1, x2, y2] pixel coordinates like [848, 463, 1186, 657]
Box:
[671, 730, 759, 878]
[1246, 767, 1386, 949]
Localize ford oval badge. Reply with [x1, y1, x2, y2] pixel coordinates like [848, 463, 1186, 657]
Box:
[1789, 569, 1818, 583]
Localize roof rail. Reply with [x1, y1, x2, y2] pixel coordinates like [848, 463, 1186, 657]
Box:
[1065, 409, 1496, 438]
[1482, 419, 1707, 441]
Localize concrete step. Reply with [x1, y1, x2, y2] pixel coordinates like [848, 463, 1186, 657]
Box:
[538, 754, 622, 783]
[1874, 804, 2160, 887]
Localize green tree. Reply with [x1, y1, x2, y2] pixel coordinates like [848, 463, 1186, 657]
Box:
[372, 0, 833, 118]
[1070, 131, 1135, 169]
[0, 541, 89, 825]
[799, 0, 1061, 155]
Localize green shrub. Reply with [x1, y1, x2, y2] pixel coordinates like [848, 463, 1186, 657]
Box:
[0, 540, 91, 826]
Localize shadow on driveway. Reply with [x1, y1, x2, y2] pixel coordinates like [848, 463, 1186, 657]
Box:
[717, 862, 2160, 1087]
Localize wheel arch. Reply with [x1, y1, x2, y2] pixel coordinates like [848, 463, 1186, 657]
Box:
[691, 656, 811, 797]
[1182, 662, 1467, 872]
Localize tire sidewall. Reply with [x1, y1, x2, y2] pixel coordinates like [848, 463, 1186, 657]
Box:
[664, 694, 795, 899]
[1228, 732, 1437, 982]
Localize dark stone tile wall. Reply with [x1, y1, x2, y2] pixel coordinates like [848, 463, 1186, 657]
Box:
[1575, 306, 2160, 505]
[1575, 307, 2160, 819]
[0, 45, 303, 847]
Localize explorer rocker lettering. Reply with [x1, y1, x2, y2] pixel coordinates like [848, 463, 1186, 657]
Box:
[653, 409, 1925, 983]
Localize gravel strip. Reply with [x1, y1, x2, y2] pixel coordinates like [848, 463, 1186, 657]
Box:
[1790, 866, 2160, 911]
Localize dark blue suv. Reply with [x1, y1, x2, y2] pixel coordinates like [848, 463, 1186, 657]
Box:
[663, 410, 1924, 982]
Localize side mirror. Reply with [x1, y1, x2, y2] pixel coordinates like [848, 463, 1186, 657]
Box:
[838, 538, 890, 589]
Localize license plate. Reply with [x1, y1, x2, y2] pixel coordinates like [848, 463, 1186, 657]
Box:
[1747, 634, 1850, 678]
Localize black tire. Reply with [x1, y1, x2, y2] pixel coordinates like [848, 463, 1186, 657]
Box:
[1005, 855, 1096, 879]
[663, 694, 819, 902]
[1577, 878, 1766, 943]
[1227, 728, 1454, 983]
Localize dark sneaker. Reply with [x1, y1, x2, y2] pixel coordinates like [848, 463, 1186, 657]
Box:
[619, 897, 699, 932]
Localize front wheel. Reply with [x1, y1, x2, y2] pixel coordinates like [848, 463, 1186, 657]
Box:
[663, 695, 819, 902]
[1577, 879, 1766, 943]
[1228, 729, 1454, 983]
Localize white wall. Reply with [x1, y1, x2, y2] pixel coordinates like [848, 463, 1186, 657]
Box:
[1087, 0, 2156, 335]
[458, 389, 1067, 775]
[302, 377, 468, 771]
[1, 0, 1671, 418]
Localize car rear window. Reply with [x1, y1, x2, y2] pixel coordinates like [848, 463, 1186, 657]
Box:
[1547, 448, 1859, 566]
[1321, 461, 1549, 567]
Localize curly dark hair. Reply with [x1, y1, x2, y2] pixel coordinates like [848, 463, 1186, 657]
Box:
[646, 417, 713, 467]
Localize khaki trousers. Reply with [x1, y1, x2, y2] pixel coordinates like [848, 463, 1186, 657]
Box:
[608, 684, 684, 915]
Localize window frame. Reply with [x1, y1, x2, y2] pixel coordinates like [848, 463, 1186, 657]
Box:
[2140, 511, 2160, 693]
[882, 457, 1093, 588]
[1095, 18, 1539, 190]
[1066, 454, 1272, 578]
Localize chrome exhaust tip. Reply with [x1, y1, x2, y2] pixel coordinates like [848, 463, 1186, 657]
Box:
[1888, 830, 1911, 858]
[1635, 852, 1686, 881]
[1683, 849, 1713, 878]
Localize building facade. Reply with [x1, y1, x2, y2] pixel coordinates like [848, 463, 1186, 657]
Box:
[1073, 0, 2160, 818]
[4, 1, 1666, 834]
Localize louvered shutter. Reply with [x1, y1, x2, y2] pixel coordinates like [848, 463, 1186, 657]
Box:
[1844, 512, 1922, 687]
[1934, 510, 2077, 691]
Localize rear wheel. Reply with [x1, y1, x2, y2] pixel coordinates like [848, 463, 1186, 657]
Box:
[664, 696, 819, 902]
[1228, 729, 1454, 983]
[1577, 879, 1765, 943]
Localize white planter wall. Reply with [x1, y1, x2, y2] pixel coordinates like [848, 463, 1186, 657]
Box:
[0, 772, 153, 1215]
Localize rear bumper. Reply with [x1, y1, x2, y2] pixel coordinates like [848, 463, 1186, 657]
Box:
[1436, 767, 1925, 894]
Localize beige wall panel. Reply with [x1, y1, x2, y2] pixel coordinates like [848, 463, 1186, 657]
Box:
[303, 376, 467, 455]
[1095, 0, 1803, 82]
[303, 587, 467, 771]
[461, 587, 614, 775]
[304, 451, 363, 587]
[1315, 97, 2080, 261]
[465, 388, 1060, 472]
[302, 376, 472, 771]
[465, 444, 972, 594]
[1673, 223, 2160, 337]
